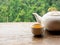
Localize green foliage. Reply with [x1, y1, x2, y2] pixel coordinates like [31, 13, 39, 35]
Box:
[0, 0, 60, 22]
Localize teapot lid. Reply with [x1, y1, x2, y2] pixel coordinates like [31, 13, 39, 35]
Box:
[42, 11, 60, 21]
[47, 7, 60, 16]
[46, 11, 60, 16]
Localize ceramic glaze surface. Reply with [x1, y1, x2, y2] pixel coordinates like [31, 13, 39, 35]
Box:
[33, 11, 60, 30]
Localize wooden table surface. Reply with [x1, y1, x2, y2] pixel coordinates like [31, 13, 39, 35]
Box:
[0, 22, 60, 45]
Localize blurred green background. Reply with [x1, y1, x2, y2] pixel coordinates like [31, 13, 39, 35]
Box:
[0, 0, 60, 22]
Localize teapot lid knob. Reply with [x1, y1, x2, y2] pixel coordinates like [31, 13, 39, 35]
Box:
[48, 7, 57, 12]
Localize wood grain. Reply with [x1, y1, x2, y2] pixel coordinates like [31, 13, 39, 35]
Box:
[0, 22, 60, 45]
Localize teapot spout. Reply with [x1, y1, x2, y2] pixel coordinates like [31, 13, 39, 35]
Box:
[33, 13, 42, 23]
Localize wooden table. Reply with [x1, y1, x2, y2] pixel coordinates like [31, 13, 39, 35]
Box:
[0, 22, 60, 45]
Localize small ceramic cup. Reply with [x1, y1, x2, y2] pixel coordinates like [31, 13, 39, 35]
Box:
[31, 23, 43, 36]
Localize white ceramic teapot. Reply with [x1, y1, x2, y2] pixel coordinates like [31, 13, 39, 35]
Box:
[33, 11, 60, 31]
